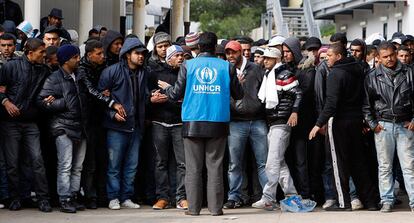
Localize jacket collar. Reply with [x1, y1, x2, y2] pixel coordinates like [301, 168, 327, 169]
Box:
[376, 63, 409, 88]
[197, 52, 216, 58]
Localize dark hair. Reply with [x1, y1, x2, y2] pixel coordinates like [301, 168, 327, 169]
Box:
[24, 38, 45, 55]
[329, 43, 347, 57]
[378, 41, 396, 52]
[45, 45, 58, 58]
[198, 32, 217, 54]
[0, 24, 4, 33]
[85, 39, 103, 54]
[350, 39, 364, 47]
[367, 45, 377, 55]
[0, 33, 17, 44]
[330, 32, 347, 45]
[88, 28, 99, 37]
[397, 45, 410, 53]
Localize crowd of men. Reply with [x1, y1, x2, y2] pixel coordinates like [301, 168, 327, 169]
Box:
[1, 6, 414, 216]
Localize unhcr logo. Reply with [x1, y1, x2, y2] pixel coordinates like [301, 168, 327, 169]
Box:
[193, 67, 221, 94]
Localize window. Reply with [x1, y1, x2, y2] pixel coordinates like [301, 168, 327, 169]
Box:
[362, 27, 366, 40]
[154, 16, 162, 26]
[383, 23, 388, 40]
[398, 19, 402, 33]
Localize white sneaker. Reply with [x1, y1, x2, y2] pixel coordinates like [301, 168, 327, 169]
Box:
[252, 199, 278, 211]
[322, 199, 336, 209]
[121, 199, 140, 209]
[0, 203, 4, 209]
[108, 199, 121, 210]
[351, 199, 364, 210]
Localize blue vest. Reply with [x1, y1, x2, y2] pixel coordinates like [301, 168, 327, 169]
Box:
[182, 57, 231, 122]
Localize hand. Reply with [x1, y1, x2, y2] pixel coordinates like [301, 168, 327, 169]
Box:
[318, 125, 326, 135]
[237, 73, 246, 84]
[158, 80, 171, 90]
[43, 95, 55, 105]
[374, 124, 384, 133]
[404, 122, 414, 131]
[102, 89, 111, 97]
[151, 90, 168, 103]
[0, 85, 6, 93]
[112, 103, 126, 118]
[287, 112, 298, 127]
[309, 126, 320, 140]
[362, 127, 371, 134]
[3, 100, 20, 117]
[114, 113, 126, 122]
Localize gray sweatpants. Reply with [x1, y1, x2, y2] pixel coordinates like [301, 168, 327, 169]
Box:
[262, 124, 297, 203]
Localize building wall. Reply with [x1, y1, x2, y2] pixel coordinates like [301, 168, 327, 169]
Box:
[334, 2, 409, 41]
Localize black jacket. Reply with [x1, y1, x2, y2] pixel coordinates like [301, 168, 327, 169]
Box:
[363, 63, 414, 129]
[316, 57, 364, 127]
[101, 30, 123, 67]
[164, 52, 244, 137]
[0, 0, 23, 26]
[147, 60, 182, 124]
[266, 64, 302, 126]
[98, 37, 149, 133]
[0, 55, 49, 122]
[37, 67, 89, 140]
[314, 59, 329, 116]
[231, 61, 265, 121]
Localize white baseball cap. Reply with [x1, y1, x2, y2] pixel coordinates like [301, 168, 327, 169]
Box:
[268, 35, 286, 47]
[263, 48, 282, 58]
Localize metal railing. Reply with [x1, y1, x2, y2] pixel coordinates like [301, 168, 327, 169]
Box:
[270, 0, 289, 37]
[303, 0, 321, 38]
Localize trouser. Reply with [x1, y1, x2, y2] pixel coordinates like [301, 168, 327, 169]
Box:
[106, 128, 141, 202]
[262, 124, 297, 203]
[81, 124, 108, 201]
[327, 118, 378, 208]
[183, 136, 226, 214]
[0, 121, 49, 200]
[227, 120, 268, 203]
[0, 136, 8, 200]
[374, 120, 414, 208]
[56, 134, 87, 201]
[152, 123, 186, 203]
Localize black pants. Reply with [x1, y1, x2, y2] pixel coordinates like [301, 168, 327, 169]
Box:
[327, 118, 377, 208]
[81, 123, 108, 202]
[0, 121, 49, 200]
[183, 136, 226, 214]
[152, 123, 186, 203]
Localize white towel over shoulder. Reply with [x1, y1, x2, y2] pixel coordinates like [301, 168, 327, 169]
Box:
[258, 63, 282, 109]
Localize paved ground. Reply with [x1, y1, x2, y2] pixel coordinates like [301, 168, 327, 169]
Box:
[0, 205, 413, 223]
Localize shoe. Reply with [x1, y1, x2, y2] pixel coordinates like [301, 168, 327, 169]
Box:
[176, 200, 188, 210]
[152, 199, 169, 210]
[38, 200, 52, 212]
[411, 208, 414, 212]
[0, 203, 4, 209]
[322, 199, 336, 210]
[60, 199, 76, 213]
[108, 199, 121, 210]
[395, 198, 402, 205]
[325, 204, 352, 211]
[184, 210, 200, 216]
[121, 199, 140, 209]
[223, 200, 242, 209]
[351, 199, 364, 210]
[211, 210, 224, 216]
[85, 198, 97, 209]
[252, 199, 277, 211]
[380, 203, 392, 213]
[9, 199, 22, 211]
[72, 199, 85, 211]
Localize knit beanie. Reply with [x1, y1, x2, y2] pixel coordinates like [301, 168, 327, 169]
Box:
[153, 32, 171, 45]
[166, 45, 184, 61]
[185, 32, 200, 48]
[57, 45, 80, 65]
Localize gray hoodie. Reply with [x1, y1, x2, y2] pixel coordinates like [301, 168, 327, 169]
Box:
[283, 37, 303, 65]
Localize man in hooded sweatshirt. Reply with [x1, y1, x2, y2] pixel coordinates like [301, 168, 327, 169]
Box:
[282, 37, 316, 202]
[98, 37, 149, 210]
[309, 43, 379, 211]
[101, 30, 123, 66]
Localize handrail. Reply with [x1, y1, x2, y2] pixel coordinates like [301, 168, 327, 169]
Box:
[304, 0, 321, 38]
[270, 0, 288, 37]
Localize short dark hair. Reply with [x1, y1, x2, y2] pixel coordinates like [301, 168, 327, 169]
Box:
[330, 32, 347, 45]
[198, 32, 217, 54]
[367, 45, 377, 55]
[24, 38, 45, 55]
[85, 39, 103, 54]
[0, 24, 4, 33]
[0, 33, 17, 44]
[397, 45, 410, 53]
[46, 45, 58, 58]
[378, 41, 396, 52]
[88, 28, 99, 37]
[329, 43, 347, 57]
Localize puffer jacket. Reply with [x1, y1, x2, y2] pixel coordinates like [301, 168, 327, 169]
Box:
[231, 60, 266, 121]
[0, 55, 49, 121]
[98, 37, 149, 133]
[37, 67, 89, 140]
[363, 62, 414, 129]
[266, 64, 302, 126]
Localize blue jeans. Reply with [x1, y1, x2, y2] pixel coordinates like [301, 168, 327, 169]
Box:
[374, 121, 414, 208]
[227, 120, 268, 202]
[56, 134, 87, 201]
[106, 129, 142, 202]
